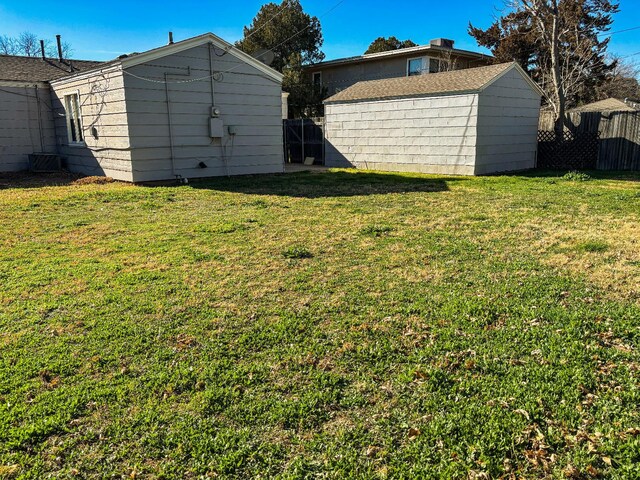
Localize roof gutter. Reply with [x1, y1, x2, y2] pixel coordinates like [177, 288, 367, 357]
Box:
[48, 63, 123, 86]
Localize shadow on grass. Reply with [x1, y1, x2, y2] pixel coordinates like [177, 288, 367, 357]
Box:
[519, 169, 640, 181]
[188, 170, 466, 198]
[0, 171, 86, 189]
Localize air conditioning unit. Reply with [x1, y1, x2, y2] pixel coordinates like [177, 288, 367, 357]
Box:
[28, 153, 62, 172]
[430, 38, 455, 49]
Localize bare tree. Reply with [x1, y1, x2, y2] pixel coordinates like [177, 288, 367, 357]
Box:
[506, 0, 618, 134]
[0, 35, 16, 55]
[16, 32, 39, 57]
[0, 32, 73, 59]
[437, 48, 459, 72]
[598, 55, 640, 100]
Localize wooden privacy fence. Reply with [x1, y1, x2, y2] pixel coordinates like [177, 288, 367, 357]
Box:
[283, 118, 324, 165]
[539, 110, 640, 170]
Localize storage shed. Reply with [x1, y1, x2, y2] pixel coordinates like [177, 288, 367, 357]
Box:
[1, 33, 285, 182]
[324, 62, 543, 175]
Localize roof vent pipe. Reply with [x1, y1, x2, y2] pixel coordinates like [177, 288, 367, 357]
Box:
[40, 40, 46, 60]
[56, 35, 63, 62]
[168, 32, 174, 45]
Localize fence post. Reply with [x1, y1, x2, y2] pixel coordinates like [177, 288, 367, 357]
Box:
[301, 118, 305, 162]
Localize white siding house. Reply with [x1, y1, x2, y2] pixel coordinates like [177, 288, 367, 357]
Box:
[0, 56, 102, 172]
[1, 33, 285, 182]
[0, 84, 57, 171]
[324, 63, 542, 175]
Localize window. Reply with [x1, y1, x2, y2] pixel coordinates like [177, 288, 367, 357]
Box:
[407, 57, 442, 76]
[64, 93, 83, 144]
[407, 58, 424, 76]
[312, 71, 322, 87]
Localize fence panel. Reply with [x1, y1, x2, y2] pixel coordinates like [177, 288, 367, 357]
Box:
[539, 110, 640, 171]
[283, 118, 324, 165]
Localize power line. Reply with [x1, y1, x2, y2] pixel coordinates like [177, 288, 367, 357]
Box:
[598, 25, 640, 38]
[122, 0, 347, 85]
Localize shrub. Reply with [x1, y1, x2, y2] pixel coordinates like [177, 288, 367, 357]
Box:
[360, 224, 394, 237]
[562, 171, 592, 182]
[282, 246, 313, 259]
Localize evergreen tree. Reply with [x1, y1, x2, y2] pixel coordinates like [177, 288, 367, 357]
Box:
[469, 0, 619, 132]
[365, 37, 418, 54]
[237, 0, 325, 117]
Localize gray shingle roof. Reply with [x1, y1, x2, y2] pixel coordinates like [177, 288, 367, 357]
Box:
[569, 98, 638, 113]
[0, 55, 105, 83]
[324, 62, 515, 104]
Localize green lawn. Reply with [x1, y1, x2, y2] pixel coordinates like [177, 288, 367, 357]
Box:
[0, 169, 639, 479]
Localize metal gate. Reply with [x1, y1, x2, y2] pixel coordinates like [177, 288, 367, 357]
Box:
[284, 118, 324, 165]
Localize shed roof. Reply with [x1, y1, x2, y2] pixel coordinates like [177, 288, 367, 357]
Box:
[324, 62, 541, 104]
[0, 55, 104, 83]
[569, 98, 638, 113]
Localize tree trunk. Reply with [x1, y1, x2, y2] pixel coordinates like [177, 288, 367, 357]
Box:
[549, 2, 566, 136]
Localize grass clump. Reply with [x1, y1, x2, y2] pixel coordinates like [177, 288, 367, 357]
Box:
[282, 245, 313, 259]
[578, 240, 609, 253]
[360, 224, 394, 237]
[562, 170, 592, 182]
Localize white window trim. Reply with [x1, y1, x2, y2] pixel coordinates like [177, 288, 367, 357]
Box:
[64, 91, 85, 146]
[406, 56, 441, 76]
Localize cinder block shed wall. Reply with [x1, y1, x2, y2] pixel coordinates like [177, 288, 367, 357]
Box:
[324, 94, 479, 175]
[475, 68, 541, 174]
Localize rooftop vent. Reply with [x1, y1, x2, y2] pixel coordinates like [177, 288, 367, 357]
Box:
[430, 38, 455, 49]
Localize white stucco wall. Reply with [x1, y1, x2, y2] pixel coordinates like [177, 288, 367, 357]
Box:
[324, 94, 479, 175]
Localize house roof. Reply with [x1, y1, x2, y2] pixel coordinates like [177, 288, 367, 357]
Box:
[0, 55, 104, 83]
[569, 98, 639, 113]
[305, 44, 492, 71]
[324, 62, 541, 104]
[50, 32, 284, 86]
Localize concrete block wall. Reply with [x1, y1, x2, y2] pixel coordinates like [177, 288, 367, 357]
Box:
[475, 68, 541, 174]
[325, 94, 479, 175]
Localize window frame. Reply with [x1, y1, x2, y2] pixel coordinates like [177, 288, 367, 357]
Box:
[406, 56, 442, 76]
[312, 71, 322, 87]
[64, 92, 84, 146]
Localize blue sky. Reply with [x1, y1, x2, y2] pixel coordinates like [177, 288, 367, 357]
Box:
[1, 0, 639, 63]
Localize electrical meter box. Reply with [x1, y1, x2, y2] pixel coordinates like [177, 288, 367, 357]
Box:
[209, 118, 224, 138]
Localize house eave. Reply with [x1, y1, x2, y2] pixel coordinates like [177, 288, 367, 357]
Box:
[50, 32, 284, 87]
[0, 80, 50, 88]
[307, 45, 492, 71]
[49, 64, 123, 86]
[120, 33, 283, 83]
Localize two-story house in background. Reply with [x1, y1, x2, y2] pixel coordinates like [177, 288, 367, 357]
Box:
[305, 38, 492, 98]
